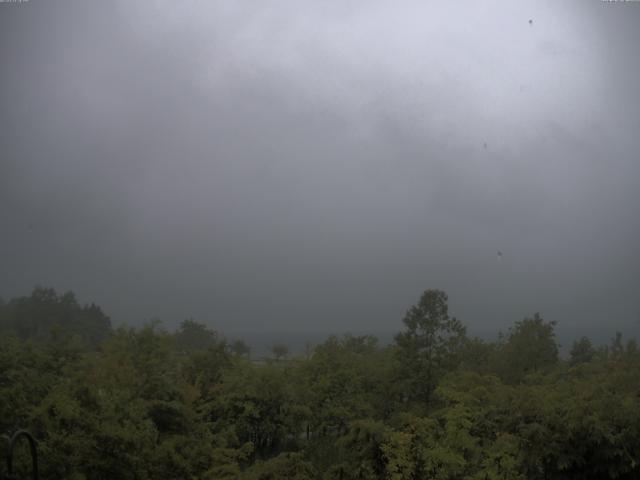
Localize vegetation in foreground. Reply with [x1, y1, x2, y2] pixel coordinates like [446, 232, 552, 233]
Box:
[1, 287, 639, 479]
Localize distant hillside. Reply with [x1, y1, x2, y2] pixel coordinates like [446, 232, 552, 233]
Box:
[0, 287, 112, 347]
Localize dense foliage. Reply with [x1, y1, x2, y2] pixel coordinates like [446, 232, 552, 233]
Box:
[1, 288, 639, 479]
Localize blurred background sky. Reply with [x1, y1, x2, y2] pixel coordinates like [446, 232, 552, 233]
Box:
[1, 0, 639, 341]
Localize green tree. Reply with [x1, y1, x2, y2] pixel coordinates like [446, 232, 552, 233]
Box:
[240, 452, 317, 480]
[323, 419, 388, 480]
[271, 344, 289, 361]
[212, 362, 309, 457]
[231, 339, 251, 358]
[459, 336, 496, 374]
[173, 318, 220, 352]
[609, 331, 624, 361]
[394, 290, 466, 405]
[499, 313, 558, 383]
[301, 335, 388, 438]
[569, 336, 596, 365]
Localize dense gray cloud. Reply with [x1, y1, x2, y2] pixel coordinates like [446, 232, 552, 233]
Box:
[1, 0, 639, 340]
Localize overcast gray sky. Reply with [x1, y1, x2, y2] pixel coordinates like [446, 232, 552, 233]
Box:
[1, 0, 639, 338]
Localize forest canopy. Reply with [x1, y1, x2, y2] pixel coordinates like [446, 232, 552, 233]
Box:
[1, 287, 639, 479]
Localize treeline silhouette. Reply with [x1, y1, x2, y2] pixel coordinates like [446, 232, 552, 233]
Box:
[1, 288, 639, 479]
